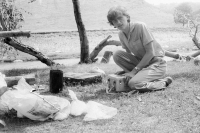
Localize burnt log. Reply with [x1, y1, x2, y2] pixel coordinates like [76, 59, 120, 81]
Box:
[101, 51, 113, 63]
[3, 37, 57, 66]
[90, 36, 121, 62]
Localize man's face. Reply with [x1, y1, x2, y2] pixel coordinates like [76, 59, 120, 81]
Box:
[112, 15, 128, 31]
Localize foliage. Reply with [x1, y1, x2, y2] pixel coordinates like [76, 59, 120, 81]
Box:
[0, 0, 24, 31]
[0, 0, 24, 61]
[173, 3, 193, 27]
[173, 9, 189, 26]
[173, 3, 200, 28]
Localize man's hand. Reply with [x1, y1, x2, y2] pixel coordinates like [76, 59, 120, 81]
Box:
[177, 54, 194, 62]
[185, 55, 194, 61]
[194, 57, 200, 66]
[124, 70, 138, 85]
[124, 71, 136, 77]
[115, 70, 125, 75]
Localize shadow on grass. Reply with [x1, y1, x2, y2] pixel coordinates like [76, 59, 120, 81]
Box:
[2, 68, 48, 77]
[0, 113, 54, 132]
[169, 71, 200, 83]
[80, 89, 123, 101]
[83, 118, 113, 126]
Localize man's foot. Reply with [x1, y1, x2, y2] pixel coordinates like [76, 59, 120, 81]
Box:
[163, 77, 173, 87]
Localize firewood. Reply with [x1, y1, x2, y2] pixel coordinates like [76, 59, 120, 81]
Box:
[0, 31, 31, 38]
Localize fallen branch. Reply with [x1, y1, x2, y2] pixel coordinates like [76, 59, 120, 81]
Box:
[89, 35, 121, 62]
[0, 31, 31, 38]
[3, 37, 57, 66]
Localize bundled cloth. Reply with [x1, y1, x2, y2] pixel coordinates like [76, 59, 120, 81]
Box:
[1, 78, 71, 121]
[69, 90, 117, 121]
[0, 73, 9, 115]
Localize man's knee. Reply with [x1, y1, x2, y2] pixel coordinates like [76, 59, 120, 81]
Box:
[128, 79, 151, 92]
[128, 78, 138, 89]
[113, 50, 123, 63]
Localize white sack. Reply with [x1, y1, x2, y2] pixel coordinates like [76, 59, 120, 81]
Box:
[84, 101, 117, 121]
[1, 78, 71, 121]
[68, 89, 117, 121]
[69, 90, 87, 116]
[0, 72, 6, 88]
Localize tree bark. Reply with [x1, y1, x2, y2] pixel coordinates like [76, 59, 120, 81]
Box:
[192, 24, 200, 49]
[0, 31, 31, 37]
[101, 51, 113, 63]
[3, 37, 57, 66]
[0, 11, 7, 31]
[72, 0, 90, 63]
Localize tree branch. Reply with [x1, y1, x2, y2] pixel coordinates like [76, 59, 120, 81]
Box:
[3, 37, 57, 66]
[192, 24, 200, 49]
[89, 35, 121, 62]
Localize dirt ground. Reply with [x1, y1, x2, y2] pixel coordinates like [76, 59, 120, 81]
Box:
[1, 27, 198, 63]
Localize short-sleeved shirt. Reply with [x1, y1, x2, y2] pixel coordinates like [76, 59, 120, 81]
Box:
[118, 22, 165, 61]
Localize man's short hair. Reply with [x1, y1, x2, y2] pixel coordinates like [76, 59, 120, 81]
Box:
[107, 6, 130, 26]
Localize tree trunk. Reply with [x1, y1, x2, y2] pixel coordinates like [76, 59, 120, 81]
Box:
[192, 24, 200, 49]
[0, 31, 31, 37]
[72, 0, 90, 63]
[3, 37, 57, 66]
[0, 11, 7, 31]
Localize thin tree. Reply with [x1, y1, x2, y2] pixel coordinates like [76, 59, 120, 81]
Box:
[72, 0, 90, 63]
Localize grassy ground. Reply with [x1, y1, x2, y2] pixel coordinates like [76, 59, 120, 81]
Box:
[1, 60, 200, 133]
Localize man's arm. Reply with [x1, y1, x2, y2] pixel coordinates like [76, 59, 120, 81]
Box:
[135, 42, 154, 69]
[165, 50, 179, 59]
[124, 42, 154, 78]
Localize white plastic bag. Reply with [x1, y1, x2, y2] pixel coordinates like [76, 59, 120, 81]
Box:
[44, 96, 71, 121]
[0, 72, 8, 97]
[2, 90, 57, 121]
[0, 72, 7, 88]
[13, 77, 33, 93]
[0, 100, 9, 115]
[89, 67, 105, 75]
[1, 78, 71, 121]
[69, 90, 87, 116]
[84, 101, 117, 121]
[53, 105, 71, 121]
[68, 89, 117, 121]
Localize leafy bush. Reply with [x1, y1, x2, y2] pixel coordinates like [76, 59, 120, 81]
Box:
[0, 0, 24, 61]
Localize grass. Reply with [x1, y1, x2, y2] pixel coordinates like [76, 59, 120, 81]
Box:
[1, 61, 200, 132]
